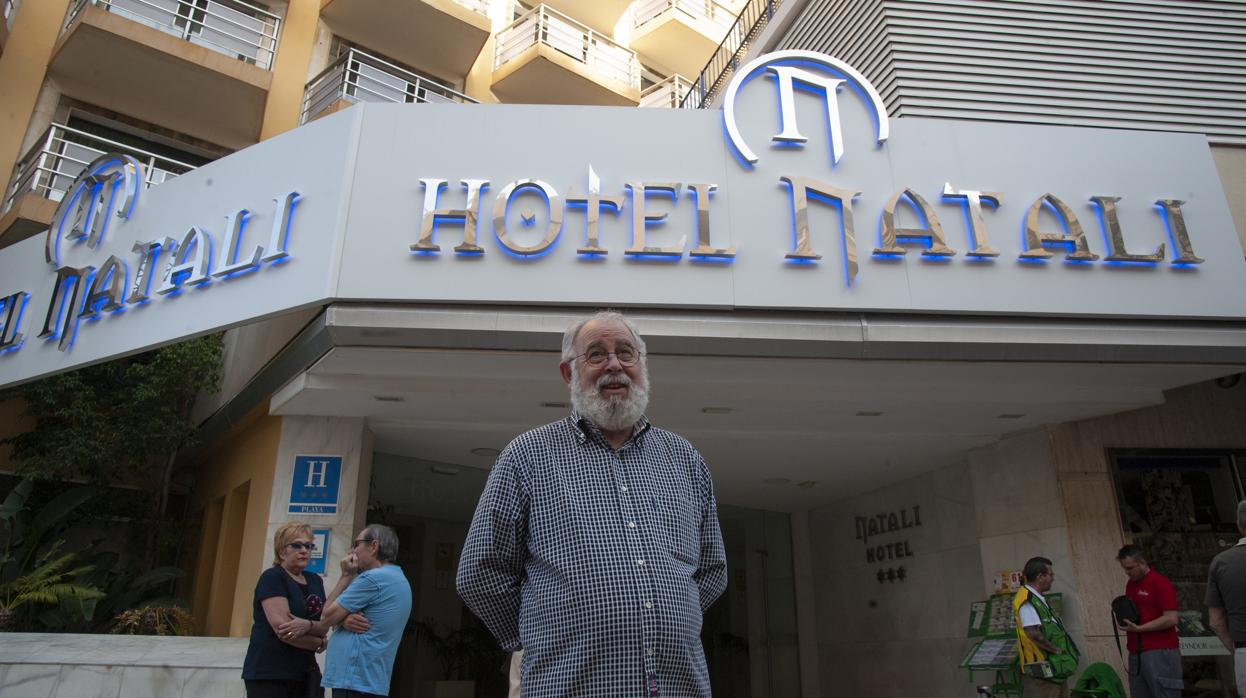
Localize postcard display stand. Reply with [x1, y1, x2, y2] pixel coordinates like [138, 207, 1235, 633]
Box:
[960, 593, 1064, 697]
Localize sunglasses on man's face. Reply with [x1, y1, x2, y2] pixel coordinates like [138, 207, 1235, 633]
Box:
[287, 542, 316, 551]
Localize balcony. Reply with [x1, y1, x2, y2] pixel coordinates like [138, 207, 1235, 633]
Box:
[301, 48, 477, 124]
[319, 0, 494, 84]
[0, 122, 198, 246]
[640, 74, 693, 108]
[539, 0, 631, 35]
[49, 0, 280, 149]
[492, 5, 640, 106]
[630, 0, 740, 78]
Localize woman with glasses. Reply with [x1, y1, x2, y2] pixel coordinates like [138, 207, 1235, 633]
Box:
[242, 522, 328, 698]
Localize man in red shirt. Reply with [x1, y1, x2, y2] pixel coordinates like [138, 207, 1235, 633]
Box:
[1116, 544, 1182, 697]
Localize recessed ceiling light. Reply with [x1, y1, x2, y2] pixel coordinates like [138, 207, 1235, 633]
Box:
[997, 413, 1026, 419]
[470, 447, 501, 458]
[430, 464, 460, 476]
[701, 407, 733, 414]
[797, 480, 817, 489]
[855, 410, 883, 417]
[373, 395, 405, 402]
[763, 477, 791, 485]
[540, 401, 569, 409]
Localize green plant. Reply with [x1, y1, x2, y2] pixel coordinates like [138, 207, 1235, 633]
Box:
[0, 542, 103, 631]
[110, 604, 194, 636]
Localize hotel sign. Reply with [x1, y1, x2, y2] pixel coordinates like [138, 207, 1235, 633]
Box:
[0, 50, 1243, 387]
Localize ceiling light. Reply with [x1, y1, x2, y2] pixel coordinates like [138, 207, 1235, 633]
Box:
[541, 401, 569, 409]
[470, 447, 501, 458]
[997, 413, 1025, 419]
[797, 480, 817, 489]
[430, 465, 460, 476]
[763, 477, 791, 485]
[701, 407, 734, 414]
[373, 395, 405, 402]
[855, 410, 883, 417]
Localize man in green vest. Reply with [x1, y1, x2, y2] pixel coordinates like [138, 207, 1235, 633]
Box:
[1014, 556, 1081, 694]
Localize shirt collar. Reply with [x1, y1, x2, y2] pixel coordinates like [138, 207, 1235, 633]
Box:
[568, 410, 651, 446]
[1237, 536, 1246, 547]
[1024, 584, 1045, 601]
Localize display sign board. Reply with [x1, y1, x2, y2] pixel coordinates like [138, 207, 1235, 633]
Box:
[288, 455, 342, 515]
[306, 528, 329, 575]
[1, 50, 1243, 389]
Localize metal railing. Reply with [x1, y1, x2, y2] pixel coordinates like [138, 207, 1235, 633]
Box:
[4, 123, 199, 213]
[495, 4, 640, 92]
[64, 0, 281, 70]
[680, 0, 779, 109]
[301, 48, 477, 124]
[640, 74, 694, 108]
[634, 0, 737, 37]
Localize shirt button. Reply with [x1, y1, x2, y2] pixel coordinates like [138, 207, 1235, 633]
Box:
[647, 648, 655, 656]
[636, 559, 645, 566]
[619, 485, 628, 492]
[627, 521, 636, 529]
[643, 601, 653, 609]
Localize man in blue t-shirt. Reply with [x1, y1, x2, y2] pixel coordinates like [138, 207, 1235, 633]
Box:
[307, 524, 412, 698]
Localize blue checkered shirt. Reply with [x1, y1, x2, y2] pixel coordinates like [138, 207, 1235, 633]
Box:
[457, 413, 728, 697]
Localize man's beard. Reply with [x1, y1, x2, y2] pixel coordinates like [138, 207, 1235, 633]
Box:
[569, 361, 650, 433]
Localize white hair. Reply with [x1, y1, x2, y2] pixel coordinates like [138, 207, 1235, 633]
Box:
[560, 310, 647, 362]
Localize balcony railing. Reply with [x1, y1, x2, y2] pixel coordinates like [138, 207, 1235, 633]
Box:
[495, 4, 640, 92]
[64, 0, 281, 70]
[634, 0, 736, 37]
[640, 74, 693, 108]
[681, 0, 779, 109]
[301, 48, 478, 124]
[4, 123, 198, 214]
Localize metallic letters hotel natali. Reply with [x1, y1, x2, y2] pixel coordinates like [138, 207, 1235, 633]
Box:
[0, 50, 1244, 387]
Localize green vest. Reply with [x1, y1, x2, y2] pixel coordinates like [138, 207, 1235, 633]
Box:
[1016, 587, 1081, 682]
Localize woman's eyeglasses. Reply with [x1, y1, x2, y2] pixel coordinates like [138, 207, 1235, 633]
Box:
[286, 542, 316, 551]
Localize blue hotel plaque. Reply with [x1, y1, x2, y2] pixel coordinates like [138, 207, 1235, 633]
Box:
[289, 455, 342, 515]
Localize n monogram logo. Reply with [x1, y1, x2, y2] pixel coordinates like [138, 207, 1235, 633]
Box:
[722, 50, 890, 166]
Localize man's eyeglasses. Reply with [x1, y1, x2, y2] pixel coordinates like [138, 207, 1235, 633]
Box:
[286, 542, 316, 551]
[352, 538, 375, 549]
[577, 347, 642, 367]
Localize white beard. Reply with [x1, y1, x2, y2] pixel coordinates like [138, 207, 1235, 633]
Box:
[569, 361, 650, 433]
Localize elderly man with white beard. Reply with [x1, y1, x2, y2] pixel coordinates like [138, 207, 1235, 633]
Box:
[457, 310, 728, 698]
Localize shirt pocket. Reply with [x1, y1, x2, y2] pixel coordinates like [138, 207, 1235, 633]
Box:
[655, 494, 699, 565]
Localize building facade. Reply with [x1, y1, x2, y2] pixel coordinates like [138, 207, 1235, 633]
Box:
[0, 1, 1245, 697]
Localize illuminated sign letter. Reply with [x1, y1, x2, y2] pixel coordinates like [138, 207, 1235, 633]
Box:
[780, 175, 862, 282]
[412, 179, 489, 254]
[213, 209, 264, 277]
[566, 166, 621, 256]
[261, 191, 301, 264]
[1155, 199, 1204, 265]
[78, 255, 127, 320]
[492, 180, 563, 256]
[874, 188, 955, 257]
[1020, 194, 1099, 262]
[45, 154, 142, 266]
[942, 183, 1001, 258]
[1092, 196, 1164, 263]
[625, 182, 685, 258]
[128, 238, 174, 304]
[38, 265, 94, 351]
[0, 291, 28, 351]
[158, 227, 212, 295]
[687, 183, 735, 259]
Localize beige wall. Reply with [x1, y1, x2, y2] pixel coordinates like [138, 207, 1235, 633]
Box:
[802, 460, 983, 697]
[260, 0, 322, 140]
[0, 0, 71, 195]
[189, 409, 282, 637]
